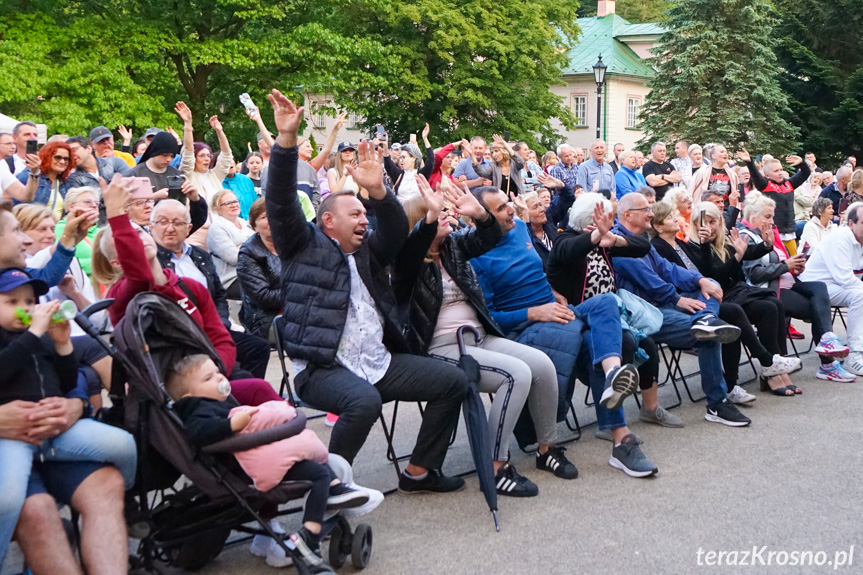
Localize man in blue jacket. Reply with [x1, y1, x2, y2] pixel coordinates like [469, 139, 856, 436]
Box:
[471, 187, 657, 478]
[264, 90, 468, 495]
[612, 192, 750, 427]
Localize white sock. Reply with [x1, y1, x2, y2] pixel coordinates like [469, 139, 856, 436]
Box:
[404, 469, 428, 480]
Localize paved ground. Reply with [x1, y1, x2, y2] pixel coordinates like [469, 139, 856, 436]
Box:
[4, 322, 863, 574]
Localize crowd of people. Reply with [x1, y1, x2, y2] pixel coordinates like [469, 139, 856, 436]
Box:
[0, 89, 861, 573]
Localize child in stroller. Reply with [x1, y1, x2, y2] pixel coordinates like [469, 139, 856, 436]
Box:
[165, 353, 369, 569]
[0, 268, 137, 565]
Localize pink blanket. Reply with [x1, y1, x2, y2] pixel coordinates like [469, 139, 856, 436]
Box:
[228, 401, 329, 491]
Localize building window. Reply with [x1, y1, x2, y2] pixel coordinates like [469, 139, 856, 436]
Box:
[571, 95, 588, 127]
[310, 101, 329, 129]
[626, 97, 642, 129]
[347, 112, 361, 130]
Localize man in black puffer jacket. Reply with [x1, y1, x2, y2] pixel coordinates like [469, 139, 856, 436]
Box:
[264, 90, 468, 495]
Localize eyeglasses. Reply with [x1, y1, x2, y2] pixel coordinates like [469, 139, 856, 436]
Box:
[628, 207, 653, 213]
[219, 200, 240, 208]
[129, 199, 156, 208]
[72, 199, 99, 208]
[152, 219, 190, 228]
[53, 155, 70, 163]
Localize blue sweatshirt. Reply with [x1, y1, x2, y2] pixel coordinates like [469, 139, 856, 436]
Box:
[471, 219, 555, 331]
[611, 223, 702, 307]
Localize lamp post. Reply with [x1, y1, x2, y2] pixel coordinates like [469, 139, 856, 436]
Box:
[592, 54, 607, 140]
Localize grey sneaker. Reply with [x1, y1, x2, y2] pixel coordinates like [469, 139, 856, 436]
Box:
[599, 364, 639, 410]
[594, 428, 641, 443]
[609, 433, 658, 478]
[639, 405, 684, 428]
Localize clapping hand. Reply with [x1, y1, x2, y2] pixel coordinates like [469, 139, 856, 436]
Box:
[346, 140, 386, 199]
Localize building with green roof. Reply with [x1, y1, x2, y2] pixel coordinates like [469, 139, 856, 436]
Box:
[551, 0, 663, 154]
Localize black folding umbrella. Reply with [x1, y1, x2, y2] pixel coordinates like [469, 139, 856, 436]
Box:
[456, 325, 500, 531]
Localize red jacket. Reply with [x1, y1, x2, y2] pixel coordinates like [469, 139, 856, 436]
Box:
[106, 214, 237, 373]
[428, 143, 456, 190]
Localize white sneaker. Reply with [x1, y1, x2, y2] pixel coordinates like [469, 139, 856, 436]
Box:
[844, 352, 863, 376]
[250, 520, 293, 568]
[342, 483, 384, 518]
[760, 354, 801, 377]
[727, 386, 756, 404]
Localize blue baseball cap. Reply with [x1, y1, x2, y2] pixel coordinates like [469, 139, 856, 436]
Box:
[0, 268, 49, 296]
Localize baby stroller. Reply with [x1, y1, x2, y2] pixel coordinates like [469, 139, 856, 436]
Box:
[81, 292, 372, 574]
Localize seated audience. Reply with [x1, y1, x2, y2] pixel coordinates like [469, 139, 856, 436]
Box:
[394, 178, 576, 497]
[265, 90, 468, 494]
[207, 190, 255, 299]
[237, 198, 283, 340]
[469, 185, 653, 478]
[798, 200, 863, 376]
[547, 193, 680, 431]
[612, 192, 751, 426]
[799, 197, 835, 252]
[739, 191, 852, 381]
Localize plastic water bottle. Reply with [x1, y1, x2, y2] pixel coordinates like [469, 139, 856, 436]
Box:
[14, 300, 77, 326]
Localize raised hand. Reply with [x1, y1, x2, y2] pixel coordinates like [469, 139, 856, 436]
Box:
[422, 123, 431, 142]
[117, 125, 133, 144]
[786, 154, 803, 166]
[166, 126, 182, 145]
[334, 111, 348, 132]
[736, 148, 751, 163]
[729, 227, 748, 256]
[267, 89, 304, 148]
[103, 174, 134, 219]
[592, 201, 614, 237]
[346, 140, 385, 199]
[460, 139, 475, 159]
[208, 115, 224, 132]
[442, 179, 488, 221]
[174, 102, 193, 125]
[536, 171, 564, 189]
[416, 174, 445, 223]
[510, 191, 528, 219]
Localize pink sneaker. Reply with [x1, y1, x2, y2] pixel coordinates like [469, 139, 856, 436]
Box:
[325, 413, 339, 427]
[814, 332, 850, 358]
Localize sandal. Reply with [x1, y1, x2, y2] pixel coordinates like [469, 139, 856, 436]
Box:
[786, 384, 802, 395]
[760, 377, 795, 396]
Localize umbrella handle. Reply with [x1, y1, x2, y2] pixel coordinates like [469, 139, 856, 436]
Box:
[456, 325, 482, 356]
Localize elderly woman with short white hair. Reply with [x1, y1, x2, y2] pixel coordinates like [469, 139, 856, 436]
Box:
[546, 193, 680, 429]
[614, 150, 647, 199]
[55, 186, 100, 277]
[207, 189, 255, 299]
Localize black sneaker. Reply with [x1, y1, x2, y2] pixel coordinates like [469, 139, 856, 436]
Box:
[704, 399, 752, 427]
[599, 364, 639, 410]
[398, 469, 465, 495]
[536, 445, 578, 479]
[494, 463, 538, 497]
[609, 433, 658, 477]
[287, 527, 323, 567]
[326, 482, 370, 510]
[690, 315, 741, 343]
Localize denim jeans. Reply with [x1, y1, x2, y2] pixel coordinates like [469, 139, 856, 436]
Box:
[0, 418, 137, 565]
[653, 289, 728, 406]
[513, 293, 626, 432]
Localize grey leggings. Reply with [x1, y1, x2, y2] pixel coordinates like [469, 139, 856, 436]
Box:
[429, 331, 558, 461]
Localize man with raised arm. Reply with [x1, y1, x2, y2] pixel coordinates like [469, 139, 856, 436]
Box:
[264, 90, 468, 494]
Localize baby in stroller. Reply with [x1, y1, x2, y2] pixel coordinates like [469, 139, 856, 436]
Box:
[0, 268, 137, 564]
[165, 353, 369, 568]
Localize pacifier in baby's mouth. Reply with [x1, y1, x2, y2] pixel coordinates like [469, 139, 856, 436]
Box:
[218, 377, 232, 397]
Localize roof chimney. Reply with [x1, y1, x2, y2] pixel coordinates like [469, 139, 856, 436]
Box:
[597, 0, 616, 17]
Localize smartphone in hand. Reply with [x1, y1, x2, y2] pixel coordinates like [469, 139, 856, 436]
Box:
[166, 175, 185, 203]
[26, 140, 38, 155]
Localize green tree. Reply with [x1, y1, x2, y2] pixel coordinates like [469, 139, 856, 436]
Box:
[343, 0, 581, 150]
[637, 0, 799, 156]
[616, 0, 672, 23]
[773, 0, 863, 163]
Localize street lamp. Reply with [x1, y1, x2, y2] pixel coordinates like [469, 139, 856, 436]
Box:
[592, 53, 607, 140]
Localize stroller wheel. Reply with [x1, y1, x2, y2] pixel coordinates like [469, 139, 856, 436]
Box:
[327, 522, 348, 568]
[351, 524, 372, 569]
[168, 527, 231, 571]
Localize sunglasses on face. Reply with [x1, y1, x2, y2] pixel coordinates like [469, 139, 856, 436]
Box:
[53, 155, 70, 163]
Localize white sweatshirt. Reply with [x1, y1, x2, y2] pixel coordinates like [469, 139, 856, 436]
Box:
[799, 225, 863, 290]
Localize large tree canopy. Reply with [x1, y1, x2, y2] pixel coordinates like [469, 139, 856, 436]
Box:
[0, 0, 580, 151]
[637, 0, 799, 156]
[773, 0, 863, 162]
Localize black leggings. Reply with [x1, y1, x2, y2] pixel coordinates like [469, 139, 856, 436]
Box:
[621, 332, 659, 390]
[283, 460, 335, 525]
[780, 281, 832, 344]
[719, 302, 770, 390]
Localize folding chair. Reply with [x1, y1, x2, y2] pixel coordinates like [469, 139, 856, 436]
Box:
[787, 321, 815, 357]
[832, 306, 848, 330]
[270, 315, 325, 420]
